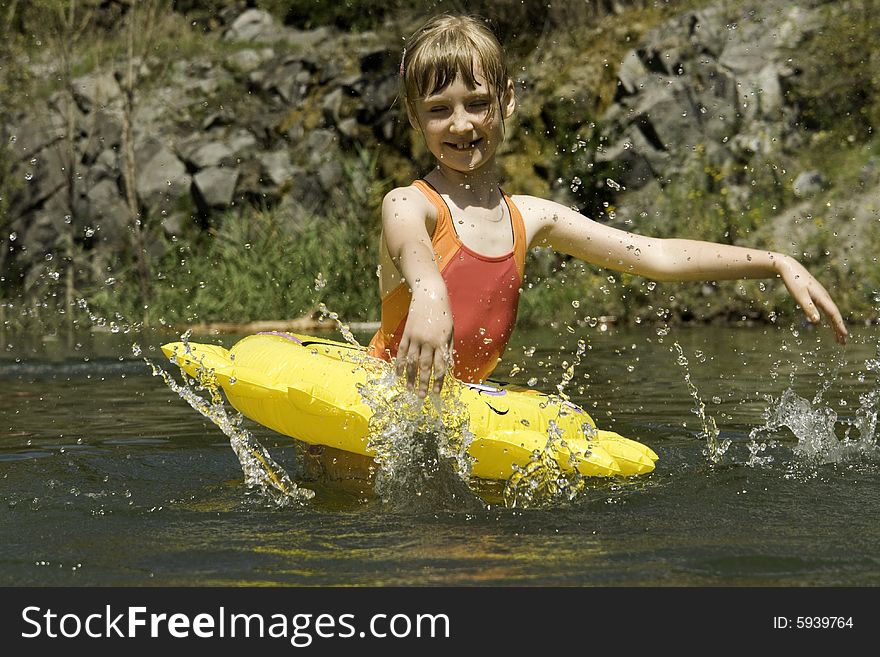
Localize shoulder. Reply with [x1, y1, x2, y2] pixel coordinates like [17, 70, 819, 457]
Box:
[382, 184, 436, 220]
[509, 193, 569, 218]
[509, 194, 580, 244]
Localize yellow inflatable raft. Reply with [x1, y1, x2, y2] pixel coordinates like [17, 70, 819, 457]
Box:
[161, 332, 657, 481]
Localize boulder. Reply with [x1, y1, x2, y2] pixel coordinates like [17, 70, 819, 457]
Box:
[193, 166, 240, 208]
[792, 170, 827, 198]
[134, 140, 191, 208]
[185, 141, 236, 169]
[70, 71, 123, 114]
[259, 150, 298, 186]
[223, 9, 280, 43]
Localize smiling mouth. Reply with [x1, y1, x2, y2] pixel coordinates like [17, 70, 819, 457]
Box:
[447, 139, 482, 150]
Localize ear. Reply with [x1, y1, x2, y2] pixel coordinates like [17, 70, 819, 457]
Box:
[501, 78, 516, 119]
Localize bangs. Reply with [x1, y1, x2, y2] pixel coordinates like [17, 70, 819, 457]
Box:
[413, 43, 484, 99]
[402, 16, 507, 116]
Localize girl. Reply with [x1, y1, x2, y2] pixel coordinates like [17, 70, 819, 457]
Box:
[368, 14, 847, 398]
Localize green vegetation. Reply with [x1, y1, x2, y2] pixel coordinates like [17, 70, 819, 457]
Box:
[86, 146, 385, 329]
[787, 0, 880, 137]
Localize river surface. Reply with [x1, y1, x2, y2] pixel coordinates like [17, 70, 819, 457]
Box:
[1, 323, 879, 586]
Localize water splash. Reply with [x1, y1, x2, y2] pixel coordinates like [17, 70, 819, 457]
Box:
[502, 339, 597, 508]
[156, 336, 314, 506]
[317, 302, 359, 347]
[357, 364, 482, 512]
[316, 303, 482, 509]
[748, 345, 880, 466]
[673, 342, 730, 463]
[503, 416, 596, 508]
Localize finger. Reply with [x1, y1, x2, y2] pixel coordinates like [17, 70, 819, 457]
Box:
[417, 345, 433, 398]
[405, 344, 420, 391]
[395, 336, 409, 377]
[789, 283, 820, 325]
[811, 288, 848, 344]
[432, 347, 447, 394]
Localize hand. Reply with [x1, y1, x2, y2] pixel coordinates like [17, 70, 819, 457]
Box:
[776, 255, 848, 344]
[395, 287, 455, 398]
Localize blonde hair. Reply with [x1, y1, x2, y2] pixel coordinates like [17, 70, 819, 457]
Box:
[400, 15, 509, 122]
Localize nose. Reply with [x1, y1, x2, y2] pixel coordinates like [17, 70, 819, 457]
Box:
[449, 106, 474, 134]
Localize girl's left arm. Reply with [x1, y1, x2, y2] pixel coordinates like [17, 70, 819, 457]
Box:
[516, 196, 848, 344]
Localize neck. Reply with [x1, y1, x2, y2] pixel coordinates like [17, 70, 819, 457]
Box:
[430, 162, 502, 199]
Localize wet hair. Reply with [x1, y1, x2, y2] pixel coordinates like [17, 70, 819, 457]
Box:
[400, 15, 510, 123]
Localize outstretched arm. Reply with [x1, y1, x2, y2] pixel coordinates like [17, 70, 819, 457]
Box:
[380, 187, 454, 396]
[518, 196, 847, 344]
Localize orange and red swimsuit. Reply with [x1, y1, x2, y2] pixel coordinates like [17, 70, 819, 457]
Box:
[368, 179, 527, 383]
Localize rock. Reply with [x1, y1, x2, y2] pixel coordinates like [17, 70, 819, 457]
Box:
[596, 131, 661, 191]
[21, 190, 70, 256]
[317, 160, 343, 191]
[337, 118, 359, 138]
[616, 50, 648, 97]
[792, 170, 827, 198]
[304, 129, 338, 165]
[280, 27, 333, 52]
[83, 111, 122, 163]
[134, 140, 191, 208]
[360, 76, 398, 117]
[225, 48, 275, 74]
[71, 72, 122, 113]
[89, 148, 120, 181]
[259, 150, 297, 186]
[322, 88, 345, 122]
[628, 80, 701, 151]
[223, 9, 279, 43]
[6, 115, 65, 162]
[19, 142, 67, 213]
[185, 141, 236, 169]
[227, 130, 258, 154]
[262, 59, 316, 105]
[193, 166, 240, 208]
[84, 178, 129, 246]
[161, 212, 186, 237]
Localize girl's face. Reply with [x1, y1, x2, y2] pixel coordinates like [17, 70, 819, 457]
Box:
[410, 63, 515, 177]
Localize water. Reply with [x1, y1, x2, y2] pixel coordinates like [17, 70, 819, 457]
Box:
[1, 325, 879, 586]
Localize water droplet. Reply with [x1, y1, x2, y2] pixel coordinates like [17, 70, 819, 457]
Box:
[571, 300, 580, 308]
[24, 172, 33, 181]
